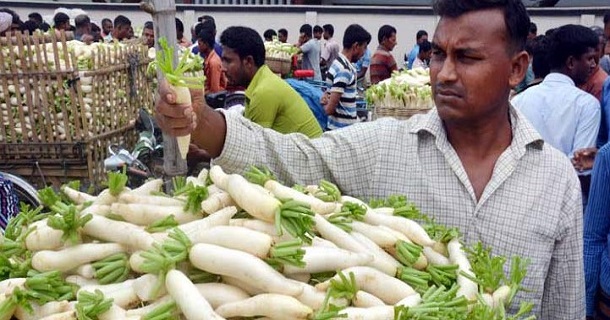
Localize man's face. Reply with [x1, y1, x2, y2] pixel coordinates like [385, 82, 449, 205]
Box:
[314, 31, 322, 40]
[430, 9, 526, 124]
[383, 33, 397, 51]
[352, 43, 367, 62]
[417, 34, 428, 45]
[197, 39, 209, 54]
[57, 21, 69, 31]
[569, 47, 597, 86]
[604, 23, 610, 43]
[103, 21, 113, 35]
[323, 30, 330, 40]
[421, 49, 432, 61]
[143, 28, 154, 48]
[278, 33, 287, 43]
[115, 25, 129, 40]
[299, 33, 308, 44]
[221, 47, 251, 87]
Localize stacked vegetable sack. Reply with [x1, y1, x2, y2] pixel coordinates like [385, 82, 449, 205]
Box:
[264, 39, 300, 60]
[365, 69, 434, 110]
[0, 165, 536, 320]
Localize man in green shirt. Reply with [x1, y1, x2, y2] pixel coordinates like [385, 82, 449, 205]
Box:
[220, 26, 322, 138]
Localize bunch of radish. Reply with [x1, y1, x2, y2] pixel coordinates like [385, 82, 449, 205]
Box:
[365, 68, 434, 111]
[0, 165, 535, 320]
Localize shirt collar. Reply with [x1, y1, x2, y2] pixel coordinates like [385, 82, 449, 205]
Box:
[542, 72, 575, 86]
[245, 65, 271, 100]
[409, 105, 544, 156]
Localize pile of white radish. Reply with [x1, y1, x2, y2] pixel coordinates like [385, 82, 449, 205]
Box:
[365, 68, 434, 111]
[0, 36, 150, 143]
[0, 165, 535, 320]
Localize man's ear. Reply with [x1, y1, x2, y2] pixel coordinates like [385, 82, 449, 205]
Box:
[244, 55, 256, 69]
[508, 50, 530, 88]
[566, 55, 575, 70]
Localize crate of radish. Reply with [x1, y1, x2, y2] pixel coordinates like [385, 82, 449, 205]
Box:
[0, 165, 536, 320]
[0, 31, 151, 189]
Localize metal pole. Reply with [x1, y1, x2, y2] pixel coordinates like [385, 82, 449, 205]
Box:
[141, 0, 188, 186]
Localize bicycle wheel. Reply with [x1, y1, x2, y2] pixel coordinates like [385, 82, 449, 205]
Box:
[1, 173, 40, 208]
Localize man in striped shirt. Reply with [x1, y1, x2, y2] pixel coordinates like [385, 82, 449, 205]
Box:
[370, 25, 398, 84]
[322, 24, 371, 130]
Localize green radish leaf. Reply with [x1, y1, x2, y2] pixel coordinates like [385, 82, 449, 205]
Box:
[75, 289, 114, 320]
[314, 180, 341, 202]
[46, 205, 92, 245]
[244, 165, 275, 186]
[142, 300, 179, 320]
[265, 239, 305, 270]
[38, 187, 62, 209]
[146, 215, 179, 233]
[107, 169, 128, 197]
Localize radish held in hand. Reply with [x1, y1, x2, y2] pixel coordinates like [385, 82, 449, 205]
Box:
[152, 38, 205, 159]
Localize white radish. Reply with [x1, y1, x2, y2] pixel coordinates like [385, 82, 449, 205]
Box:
[32, 243, 127, 272]
[317, 267, 416, 304]
[79, 279, 138, 309]
[373, 207, 395, 215]
[172, 206, 237, 242]
[351, 231, 402, 276]
[223, 276, 265, 296]
[224, 174, 281, 222]
[194, 283, 250, 309]
[98, 304, 126, 320]
[125, 295, 172, 316]
[201, 192, 237, 214]
[190, 226, 273, 258]
[447, 238, 478, 302]
[492, 285, 511, 308]
[15, 301, 72, 320]
[38, 311, 76, 320]
[196, 168, 209, 183]
[481, 293, 494, 307]
[190, 243, 303, 296]
[363, 210, 435, 247]
[209, 165, 229, 189]
[165, 269, 224, 320]
[215, 294, 312, 319]
[80, 205, 111, 216]
[73, 264, 95, 279]
[61, 185, 95, 204]
[351, 221, 399, 249]
[354, 291, 386, 308]
[396, 293, 422, 307]
[25, 220, 64, 251]
[338, 306, 394, 320]
[286, 273, 311, 283]
[313, 214, 368, 254]
[311, 236, 338, 248]
[230, 218, 278, 237]
[0, 278, 25, 294]
[172, 86, 192, 159]
[118, 193, 184, 206]
[110, 203, 202, 225]
[282, 246, 374, 274]
[65, 275, 98, 287]
[263, 180, 336, 214]
[422, 247, 451, 266]
[133, 274, 166, 302]
[128, 251, 147, 273]
[82, 214, 155, 251]
[130, 178, 163, 195]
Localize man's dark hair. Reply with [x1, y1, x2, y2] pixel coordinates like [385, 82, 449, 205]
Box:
[28, 12, 43, 25]
[529, 22, 537, 34]
[200, 19, 216, 35]
[419, 40, 432, 52]
[220, 26, 265, 68]
[528, 35, 550, 79]
[114, 15, 131, 28]
[91, 23, 101, 33]
[278, 28, 288, 37]
[263, 28, 277, 41]
[547, 24, 599, 70]
[21, 20, 38, 34]
[75, 15, 90, 29]
[313, 25, 323, 34]
[102, 18, 112, 26]
[198, 15, 215, 23]
[197, 26, 216, 48]
[432, 0, 530, 53]
[299, 24, 312, 38]
[378, 25, 396, 43]
[604, 11, 610, 25]
[175, 18, 184, 34]
[53, 12, 69, 28]
[342, 24, 371, 49]
[323, 24, 334, 37]
[144, 21, 153, 30]
[416, 30, 428, 40]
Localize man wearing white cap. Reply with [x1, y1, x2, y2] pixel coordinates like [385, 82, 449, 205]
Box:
[0, 12, 12, 36]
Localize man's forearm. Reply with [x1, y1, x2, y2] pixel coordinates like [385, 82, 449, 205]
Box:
[191, 105, 227, 158]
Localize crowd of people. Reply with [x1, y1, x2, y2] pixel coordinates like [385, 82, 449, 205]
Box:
[1, 1, 610, 319]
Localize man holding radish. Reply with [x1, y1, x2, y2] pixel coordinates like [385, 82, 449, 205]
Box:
[155, 0, 585, 318]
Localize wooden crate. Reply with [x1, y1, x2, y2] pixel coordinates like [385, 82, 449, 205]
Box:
[0, 31, 152, 190]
